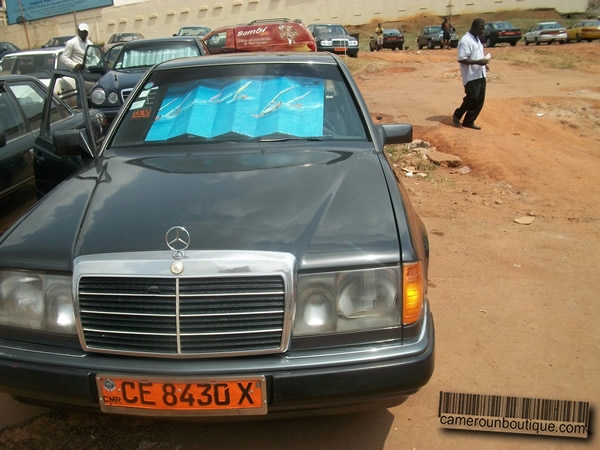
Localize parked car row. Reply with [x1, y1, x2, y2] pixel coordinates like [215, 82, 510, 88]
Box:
[415, 19, 600, 49]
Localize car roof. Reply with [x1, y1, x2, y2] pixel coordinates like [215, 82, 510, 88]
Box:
[1, 48, 62, 57]
[153, 51, 339, 71]
[120, 36, 202, 49]
[179, 25, 210, 29]
[0, 74, 45, 83]
[110, 32, 142, 37]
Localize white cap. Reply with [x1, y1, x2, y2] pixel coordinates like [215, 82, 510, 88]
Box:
[78, 23, 89, 32]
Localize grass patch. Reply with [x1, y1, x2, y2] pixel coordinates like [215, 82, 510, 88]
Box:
[491, 47, 577, 69]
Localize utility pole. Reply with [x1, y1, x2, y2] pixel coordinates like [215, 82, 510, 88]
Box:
[17, 0, 31, 49]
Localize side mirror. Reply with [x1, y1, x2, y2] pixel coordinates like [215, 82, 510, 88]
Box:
[54, 128, 94, 158]
[377, 123, 413, 145]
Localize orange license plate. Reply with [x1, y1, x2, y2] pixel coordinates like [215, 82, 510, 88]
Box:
[96, 374, 267, 416]
[334, 47, 347, 52]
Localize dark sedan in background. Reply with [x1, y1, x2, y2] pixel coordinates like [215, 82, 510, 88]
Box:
[307, 23, 359, 57]
[0, 42, 21, 59]
[0, 52, 433, 418]
[482, 21, 522, 47]
[417, 25, 458, 49]
[370, 28, 405, 51]
[0, 74, 105, 233]
[88, 36, 209, 122]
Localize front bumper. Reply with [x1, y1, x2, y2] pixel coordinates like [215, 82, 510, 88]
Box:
[0, 304, 434, 417]
[318, 46, 359, 57]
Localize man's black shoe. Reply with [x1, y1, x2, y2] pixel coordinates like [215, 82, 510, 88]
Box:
[452, 115, 461, 127]
[464, 123, 481, 130]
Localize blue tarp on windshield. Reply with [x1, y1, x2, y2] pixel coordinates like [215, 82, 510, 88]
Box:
[145, 76, 324, 140]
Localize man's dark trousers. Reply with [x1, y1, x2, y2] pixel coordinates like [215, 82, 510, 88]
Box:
[454, 77, 486, 126]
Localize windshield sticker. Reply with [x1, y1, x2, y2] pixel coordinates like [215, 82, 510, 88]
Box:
[146, 77, 324, 140]
[130, 100, 146, 109]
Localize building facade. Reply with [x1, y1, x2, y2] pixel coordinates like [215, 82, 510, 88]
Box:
[0, 0, 591, 49]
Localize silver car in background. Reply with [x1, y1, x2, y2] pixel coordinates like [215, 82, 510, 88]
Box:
[524, 21, 567, 45]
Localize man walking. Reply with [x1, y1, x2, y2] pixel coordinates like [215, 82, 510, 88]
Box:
[61, 23, 93, 71]
[441, 18, 451, 49]
[375, 23, 384, 51]
[452, 18, 489, 130]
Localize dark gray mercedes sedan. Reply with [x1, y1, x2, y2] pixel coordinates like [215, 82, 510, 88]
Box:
[0, 52, 434, 418]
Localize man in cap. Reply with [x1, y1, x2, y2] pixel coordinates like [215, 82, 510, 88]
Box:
[61, 23, 93, 71]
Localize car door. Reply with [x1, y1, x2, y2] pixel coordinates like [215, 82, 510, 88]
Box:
[33, 70, 99, 196]
[0, 78, 40, 230]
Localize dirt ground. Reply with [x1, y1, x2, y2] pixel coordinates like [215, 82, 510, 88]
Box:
[1, 23, 599, 450]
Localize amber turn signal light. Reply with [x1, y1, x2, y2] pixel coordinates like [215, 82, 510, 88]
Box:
[403, 262, 424, 325]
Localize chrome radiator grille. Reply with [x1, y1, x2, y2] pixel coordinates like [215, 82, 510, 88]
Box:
[78, 275, 287, 356]
[332, 39, 349, 47]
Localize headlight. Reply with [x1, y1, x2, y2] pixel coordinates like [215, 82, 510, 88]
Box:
[107, 92, 120, 104]
[294, 267, 402, 336]
[0, 271, 75, 334]
[91, 87, 106, 105]
[349, 40, 358, 46]
[320, 39, 333, 46]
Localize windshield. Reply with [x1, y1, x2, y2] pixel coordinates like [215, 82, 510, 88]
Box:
[110, 62, 368, 147]
[115, 43, 200, 70]
[179, 27, 210, 36]
[312, 25, 348, 36]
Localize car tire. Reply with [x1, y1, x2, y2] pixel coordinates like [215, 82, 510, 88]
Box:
[426, 40, 434, 49]
[485, 37, 495, 48]
[399, 44, 403, 50]
[575, 34, 582, 43]
[510, 41, 517, 46]
[535, 38, 540, 45]
[418, 41, 423, 49]
[524, 38, 529, 46]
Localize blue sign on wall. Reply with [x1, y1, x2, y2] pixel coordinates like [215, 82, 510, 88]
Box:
[5, 0, 114, 25]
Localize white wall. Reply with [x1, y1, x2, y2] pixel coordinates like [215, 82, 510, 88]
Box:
[0, 0, 590, 49]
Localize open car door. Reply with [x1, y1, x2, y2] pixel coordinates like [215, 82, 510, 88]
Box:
[32, 68, 107, 197]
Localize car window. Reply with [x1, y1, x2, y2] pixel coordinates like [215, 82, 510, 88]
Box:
[0, 88, 27, 141]
[8, 80, 71, 130]
[110, 63, 368, 147]
[204, 31, 229, 51]
[116, 43, 201, 69]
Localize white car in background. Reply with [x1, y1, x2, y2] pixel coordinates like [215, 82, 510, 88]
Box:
[524, 21, 567, 45]
[0, 48, 78, 106]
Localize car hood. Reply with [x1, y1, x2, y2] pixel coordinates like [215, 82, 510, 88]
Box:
[0, 145, 401, 272]
[96, 69, 147, 91]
